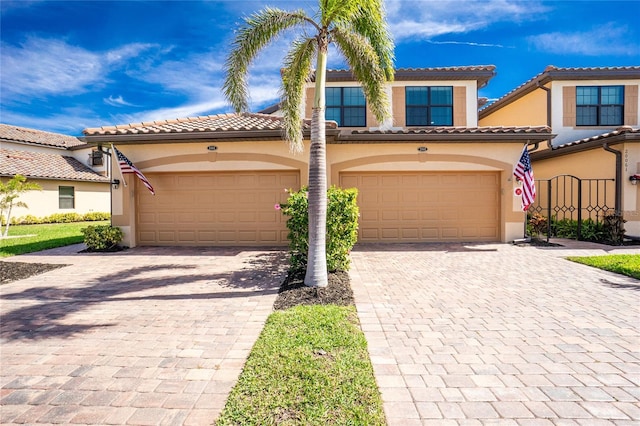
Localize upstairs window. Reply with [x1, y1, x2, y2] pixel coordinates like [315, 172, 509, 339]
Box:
[576, 86, 624, 126]
[326, 87, 366, 127]
[406, 86, 453, 126]
[59, 186, 75, 209]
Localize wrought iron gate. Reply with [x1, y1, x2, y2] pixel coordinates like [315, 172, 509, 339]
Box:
[528, 175, 615, 240]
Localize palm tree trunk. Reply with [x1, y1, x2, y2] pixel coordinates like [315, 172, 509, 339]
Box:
[304, 42, 329, 288]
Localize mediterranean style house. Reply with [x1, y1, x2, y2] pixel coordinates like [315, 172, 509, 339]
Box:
[82, 66, 553, 248]
[0, 124, 110, 220]
[479, 66, 640, 237]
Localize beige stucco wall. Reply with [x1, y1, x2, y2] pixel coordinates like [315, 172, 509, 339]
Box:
[305, 80, 479, 129]
[479, 89, 548, 127]
[110, 140, 309, 247]
[532, 141, 640, 235]
[4, 179, 110, 220]
[328, 141, 529, 243]
[109, 139, 531, 246]
[550, 80, 640, 145]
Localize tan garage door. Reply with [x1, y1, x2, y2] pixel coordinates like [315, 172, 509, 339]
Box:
[340, 171, 500, 242]
[136, 171, 299, 246]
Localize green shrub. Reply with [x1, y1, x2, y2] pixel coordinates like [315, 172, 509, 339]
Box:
[46, 212, 83, 223]
[83, 212, 111, 221]
[4, 212, 110, 225]
[279, 186, 359, 272]
[16, 215, 43, 225]
[548, 216, 607, 242]
[81, 225, 123, 251]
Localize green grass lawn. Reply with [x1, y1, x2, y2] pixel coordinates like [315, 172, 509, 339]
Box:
[216, 304, 385, 426]
[567, 254, 640, 280]
[0, 221, 108, 257]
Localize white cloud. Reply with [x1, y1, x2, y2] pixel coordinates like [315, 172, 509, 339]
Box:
[0, 37, 158, 101]
[1, 38, 104, 98]
[104, 95, 137, 107]
[528, 23, 639, 56]
[386, 0, 548, 41]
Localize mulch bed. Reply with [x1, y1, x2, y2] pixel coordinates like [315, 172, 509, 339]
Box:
[0, 261, 68, 285]
[273, 270, 354, 310]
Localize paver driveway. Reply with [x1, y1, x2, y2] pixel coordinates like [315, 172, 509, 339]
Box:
[349, 242, 640, 425]
[1, 245, 287, 425]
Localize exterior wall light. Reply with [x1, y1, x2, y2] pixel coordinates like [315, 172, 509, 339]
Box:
[629, 174, 640, 185]
[111, 179, 120, 189]
[207, 145, 218, 151]
[417, 146, 428, 152]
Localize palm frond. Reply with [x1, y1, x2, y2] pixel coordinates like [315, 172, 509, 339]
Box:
[222, 7, 309, 112]
[350, 0, 395, 81]
[320, 0, 361, 27]
[280, 37, 317, 153]
[332, 27, 390, 124]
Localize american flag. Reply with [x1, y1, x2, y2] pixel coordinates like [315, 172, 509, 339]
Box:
[112, 145, 155, 195]
[514, 146, 535, 211]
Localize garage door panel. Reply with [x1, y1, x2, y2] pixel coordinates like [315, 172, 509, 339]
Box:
[340, 176, 359, 188]
[137, 171, 299, 245]
[340, 171, 499, 243]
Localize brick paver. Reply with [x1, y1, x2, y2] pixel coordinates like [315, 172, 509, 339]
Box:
[350, 240, 640, 425]
[1, 245, 287, 425]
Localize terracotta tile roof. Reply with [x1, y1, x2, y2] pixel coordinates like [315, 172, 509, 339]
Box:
[83, 112, 326, 136]
[555, 126, 640, 148]
[0, 148, 109, 182]
[334, 125, 553, 143]
[531, 126, 640, 161]
[350, 125, 551, 135]
[0, 123, 85, 149]
[480, 65, 640, 118]
[317, 66, 496, 87]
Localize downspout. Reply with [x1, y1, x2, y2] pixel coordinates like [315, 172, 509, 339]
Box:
[602, 143, 622, 214]
[536, 82, 552, 146]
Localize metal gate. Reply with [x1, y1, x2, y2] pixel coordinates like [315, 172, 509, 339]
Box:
[528, 175, 615, 240]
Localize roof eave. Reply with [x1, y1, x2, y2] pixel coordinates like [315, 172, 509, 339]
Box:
[0, 173, 110, 183]
[333, 131, 554, 143]
[480, 67, 640, 118]
[531, 132, 640, 161]
[82, 129, 341, 145]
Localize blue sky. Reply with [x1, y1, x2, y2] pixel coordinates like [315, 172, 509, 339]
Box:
[1, 0, 639, 136]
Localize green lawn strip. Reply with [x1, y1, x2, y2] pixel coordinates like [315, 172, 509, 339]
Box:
[0, 221, 108, 257]
[567, 254, 640, 280]
[216, 304, 385, 426]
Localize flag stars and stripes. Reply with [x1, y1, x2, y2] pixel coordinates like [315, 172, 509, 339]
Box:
[514, 146, 535, 211]
[112, 145, 155, 195]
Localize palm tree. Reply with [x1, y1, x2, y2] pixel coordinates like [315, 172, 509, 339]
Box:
[223, 0, 394, 287]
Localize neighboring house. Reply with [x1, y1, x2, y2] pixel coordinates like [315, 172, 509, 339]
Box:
[479, 66, 640, 236]
[83, 67, 552, 248]
[0, 124, 110, 220]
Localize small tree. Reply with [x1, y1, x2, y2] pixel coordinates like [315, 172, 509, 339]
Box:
[0, 174, 42, 237]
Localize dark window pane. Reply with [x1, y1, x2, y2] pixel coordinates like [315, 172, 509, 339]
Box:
[406, 106, 428, 126]
[601, 86, 623, 104]
[326, 107, 341, 125]
[59, 186, 74, 209]
[577, 106, 598, 126]
[430, 87, 453, 105]
[431, 106, 453, 125]
[326, 88, 341, 106]
[343, 87, 365, 106]
[577, 87, 598, 105]
[406, 87, 428, 105]
[343, 107, 365, 126]
[600, 105, 623, 125]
